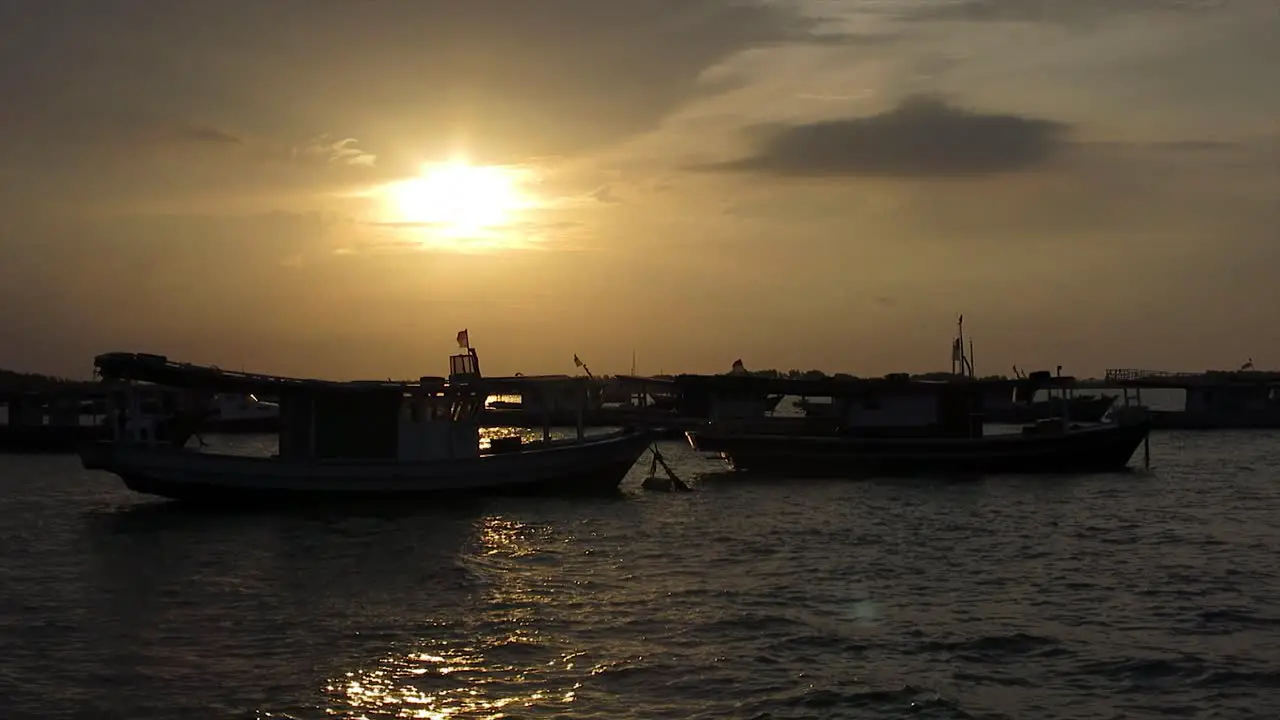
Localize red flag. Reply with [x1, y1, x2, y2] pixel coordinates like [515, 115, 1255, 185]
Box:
[456, 329, 469, 349]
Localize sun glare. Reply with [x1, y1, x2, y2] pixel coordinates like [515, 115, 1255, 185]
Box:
[387, 161, 531, 237]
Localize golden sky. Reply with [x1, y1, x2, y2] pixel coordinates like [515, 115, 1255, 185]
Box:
[2, 0, 1277, 379]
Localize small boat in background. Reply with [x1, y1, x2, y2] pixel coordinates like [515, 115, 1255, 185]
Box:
[0, 390, 103, 453]
[204, 393, 280, 433]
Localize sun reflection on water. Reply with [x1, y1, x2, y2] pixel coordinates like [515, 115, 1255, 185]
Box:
[322, 517, 590, 719]
[325, 640, 585, 719]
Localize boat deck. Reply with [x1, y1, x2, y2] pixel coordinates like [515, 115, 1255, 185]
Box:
[93, 352, 584, 396]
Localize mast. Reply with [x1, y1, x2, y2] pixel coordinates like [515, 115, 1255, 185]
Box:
[952, 314, 974, 378]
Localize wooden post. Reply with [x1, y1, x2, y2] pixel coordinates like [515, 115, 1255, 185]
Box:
[576, 380, 585, 442]
[542, 385, 551, 443]
[308, 394, 317, 459]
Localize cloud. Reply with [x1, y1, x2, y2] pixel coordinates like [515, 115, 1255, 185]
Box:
[0, 1, 826, 164]
[903, 0, 1272, 24]
[0, 1, 844, 218]
[589, 185, 621, 204]
[695, 96, 1068, 178]
[290, 136, 377, 167]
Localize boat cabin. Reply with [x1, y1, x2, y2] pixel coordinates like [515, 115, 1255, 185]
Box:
[93, 351, 597, 463]
[615, 374, 781, 419]
[274, 380, 488, 462]
[672, 374, 995, 438]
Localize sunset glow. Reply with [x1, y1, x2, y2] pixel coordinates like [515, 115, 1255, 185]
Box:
[385, 161, 533, 237]
[3, 2, 1277, 380]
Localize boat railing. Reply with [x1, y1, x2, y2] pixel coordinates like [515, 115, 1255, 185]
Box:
[1106, 368, 1280, 387]
[1104, 369, 1192, 383]
[93, 352, 549, 395]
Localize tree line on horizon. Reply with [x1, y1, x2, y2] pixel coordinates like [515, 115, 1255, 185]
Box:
[0, 369, 94, 394]
[0, 364, 1021, 396]
[589, 369, 1013, 382]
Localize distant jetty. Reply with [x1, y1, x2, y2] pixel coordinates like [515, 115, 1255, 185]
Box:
[1107, 368, 1280, 429]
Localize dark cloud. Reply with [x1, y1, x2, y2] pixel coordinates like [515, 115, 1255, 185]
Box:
[1088, 140, 1238, 153]
[696, 97, 1069, 178]
[901, 0, 1250, 24]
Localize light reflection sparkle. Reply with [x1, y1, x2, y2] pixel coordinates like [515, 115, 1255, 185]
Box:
[320, 515, 596, 718]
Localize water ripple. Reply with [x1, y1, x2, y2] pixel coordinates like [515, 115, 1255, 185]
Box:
[0, 431, 1278, 718]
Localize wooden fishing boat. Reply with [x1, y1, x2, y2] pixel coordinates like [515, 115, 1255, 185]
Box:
[79, 344, 652, 503]
[678, 373, 1150, 477]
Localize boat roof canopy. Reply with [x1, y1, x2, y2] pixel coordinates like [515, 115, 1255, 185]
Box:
[611, 374, 677, 387]
[1107, 368, 1280, 388]
[93, 352, 586, 396]
[668, 373, 1024, 397]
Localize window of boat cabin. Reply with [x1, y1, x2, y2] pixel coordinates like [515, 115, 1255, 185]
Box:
[451, 391, 485, 421]
[450, 352, 481, 379]
[412, 394, 451, 422]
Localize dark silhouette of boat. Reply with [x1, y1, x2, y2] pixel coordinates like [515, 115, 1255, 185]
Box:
[688, 416, 1149, 475]
[1, 388, 282, 455]
[678, 372, 1150, 477]
[982, 389, 1116, 424]
[79, 342, 651, 504]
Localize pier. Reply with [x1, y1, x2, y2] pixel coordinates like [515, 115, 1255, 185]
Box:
[1105, 368, 1280, 429]
[0, 387, 109, 453]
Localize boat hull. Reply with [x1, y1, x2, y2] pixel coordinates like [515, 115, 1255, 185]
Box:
[686, 420, 1150, 476]
[1147, 409, 1280, 429]
[80, 429, 652, 504]
[200, 416, 281, 434]
[799, 395, 1119, 425]
[0, 424, 103, 454]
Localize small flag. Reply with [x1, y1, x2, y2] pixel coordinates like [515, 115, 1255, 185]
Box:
[456, 329, 469, 349]
[573, 354, 584, 368]
[951, 338, 962, 362]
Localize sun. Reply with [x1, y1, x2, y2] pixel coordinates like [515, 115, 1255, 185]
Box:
[386, 161, 530, 236]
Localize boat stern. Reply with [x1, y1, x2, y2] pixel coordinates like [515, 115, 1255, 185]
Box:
[684, 427, 725, 453]
[78, 440, 115, 471]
